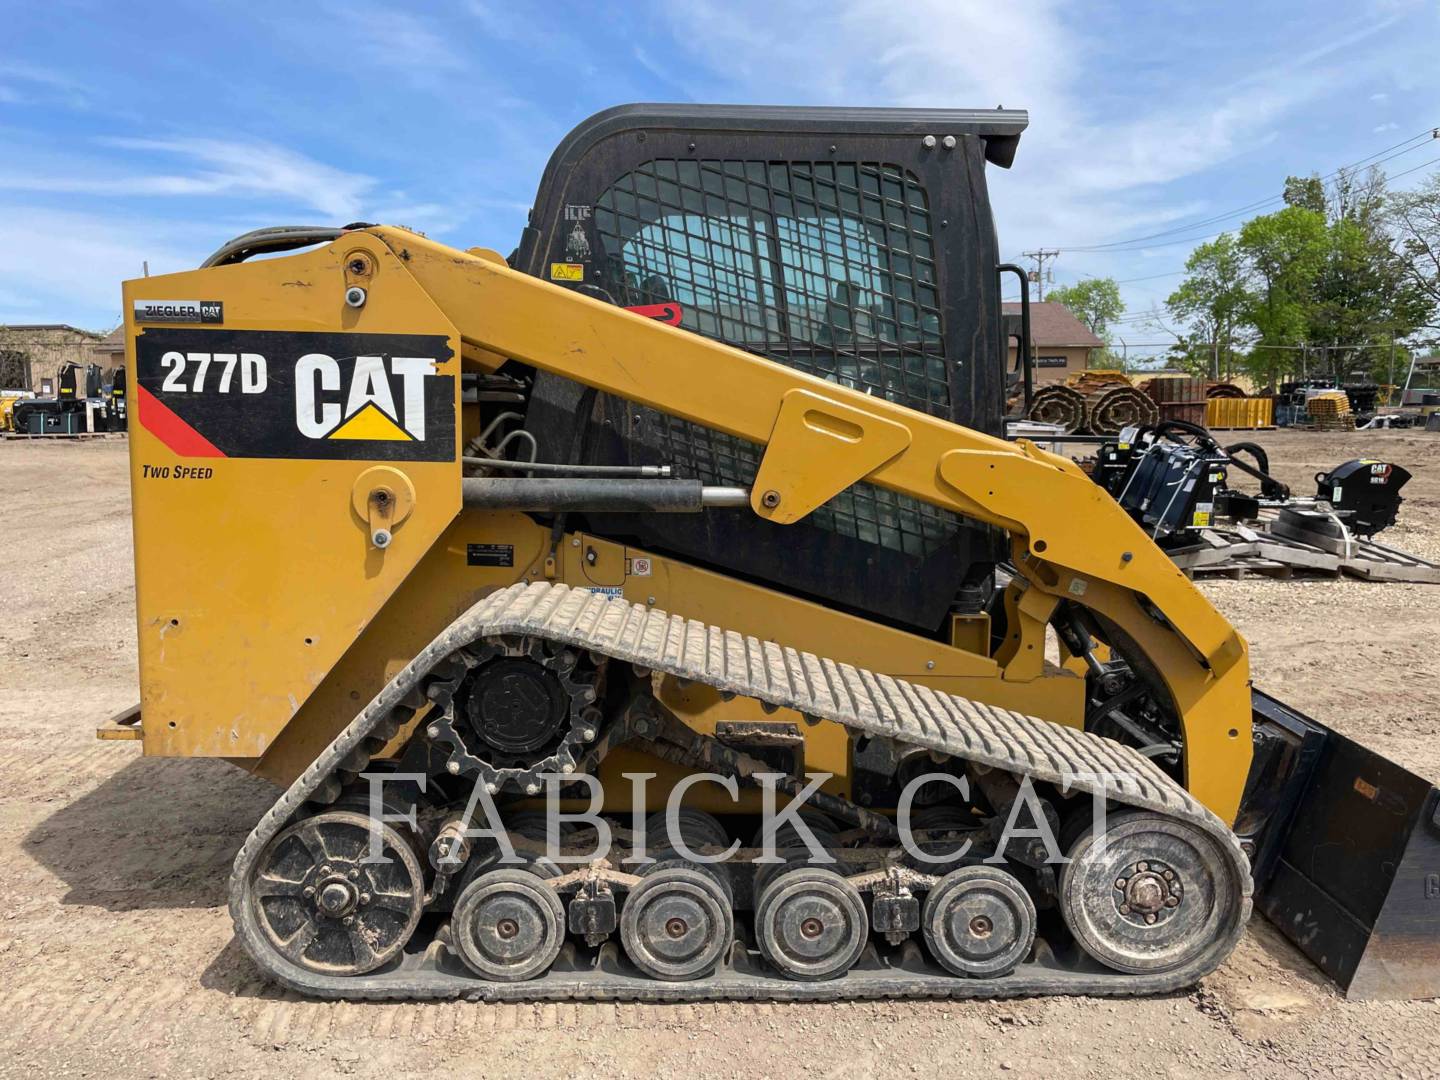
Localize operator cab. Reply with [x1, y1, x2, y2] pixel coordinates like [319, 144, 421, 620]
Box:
[513, 104, 1029, 633]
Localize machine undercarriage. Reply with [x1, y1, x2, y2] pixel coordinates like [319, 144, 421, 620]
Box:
[233, 584, 1250, 1000]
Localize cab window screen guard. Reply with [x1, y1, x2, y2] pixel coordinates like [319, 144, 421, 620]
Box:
[592, 157, 956, 557]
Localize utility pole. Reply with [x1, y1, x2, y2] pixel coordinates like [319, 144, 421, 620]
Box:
[1021, 249, 1059, 301]
[1388, 332, 1396, 405]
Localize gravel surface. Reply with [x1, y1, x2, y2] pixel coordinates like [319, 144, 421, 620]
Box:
[1, 430, 1437, 1079]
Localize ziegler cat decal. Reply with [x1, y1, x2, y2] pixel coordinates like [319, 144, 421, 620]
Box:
[133, 328, 455, 461]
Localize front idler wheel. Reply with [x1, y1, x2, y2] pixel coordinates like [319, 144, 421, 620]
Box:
[754, 867, 867, 981]
[922, 865, 1036, 977]
[1059, 811, 1243, 975]
[248, 810, 425, 976]
[451, 867, 567, 981]
[620, 866, 733, 981]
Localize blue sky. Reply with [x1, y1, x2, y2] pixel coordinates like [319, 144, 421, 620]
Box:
[3, 0, 1437, 359]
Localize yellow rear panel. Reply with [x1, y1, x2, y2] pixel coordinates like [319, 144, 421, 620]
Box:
[124, 235, 461, 759]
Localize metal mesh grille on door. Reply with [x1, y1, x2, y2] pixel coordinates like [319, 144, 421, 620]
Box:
[592, 159, 959, 557]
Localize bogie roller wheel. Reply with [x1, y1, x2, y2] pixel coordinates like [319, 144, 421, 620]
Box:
[1060, 810, 1244, 975]
[451, 867, 566, 981]
[248, 810, 424, 976]
[645, 808, 731, 853]
[620, 866, 733, 981]
[922, 865, 1036, 977]
[755, 867, 867, 981]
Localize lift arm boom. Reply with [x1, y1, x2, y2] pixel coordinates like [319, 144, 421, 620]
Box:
[367, 227, 1252, 821]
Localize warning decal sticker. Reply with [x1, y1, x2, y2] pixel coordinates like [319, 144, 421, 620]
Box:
[624, 303, 684, 325]
[135, 328, 455, 461]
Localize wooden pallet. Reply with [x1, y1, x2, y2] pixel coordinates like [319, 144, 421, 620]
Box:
[1304, 392, 1356, 431]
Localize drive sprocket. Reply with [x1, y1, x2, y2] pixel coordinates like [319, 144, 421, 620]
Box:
[424, 635, 603, 795]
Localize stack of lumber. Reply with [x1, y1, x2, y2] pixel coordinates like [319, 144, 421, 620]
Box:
[1026, 384, 1087, 433]
[1306, 391, 1355, 431]
[1167, 512, 1440, 583]
[1065, 370, 1132, 395]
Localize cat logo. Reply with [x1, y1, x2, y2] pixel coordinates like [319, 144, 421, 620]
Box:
[135, 329, 455, 462]
[295, 353, 436, 443]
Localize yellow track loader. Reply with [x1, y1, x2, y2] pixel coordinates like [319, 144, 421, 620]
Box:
[111, 105, 1438, 1001]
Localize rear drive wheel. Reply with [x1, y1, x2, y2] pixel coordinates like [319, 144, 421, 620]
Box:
[1059, 811, 1243, 974]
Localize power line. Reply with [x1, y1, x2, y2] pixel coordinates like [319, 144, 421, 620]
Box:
[1383, 153, 1440, 183]
[1061, 127, 1436, 251]
[1070, 153, 1440, 300]
[1112, 269, 1187, 285]
[1051, 153, 1440, 263]
[1058, 125, 1439, 252]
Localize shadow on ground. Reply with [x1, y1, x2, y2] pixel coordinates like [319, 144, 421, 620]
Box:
[23, 755, 277, 910]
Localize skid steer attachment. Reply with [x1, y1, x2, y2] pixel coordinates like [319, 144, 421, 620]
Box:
[1242, 692, 1440, 1000]
[114, 103, 1439, 1002]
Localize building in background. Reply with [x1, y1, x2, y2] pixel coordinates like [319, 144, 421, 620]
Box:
[1002, 302, 1105, 385]
[91, 326, 126, 372]
[0, 324, 116, 392]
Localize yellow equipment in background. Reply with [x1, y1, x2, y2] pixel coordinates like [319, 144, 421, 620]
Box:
[1205, 395, 1274, 430]
[110, 105, 1439, 1003]
[0, 394, 21, 432]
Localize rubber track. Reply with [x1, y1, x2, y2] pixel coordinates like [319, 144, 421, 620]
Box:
[229, 582, 1253, 1001]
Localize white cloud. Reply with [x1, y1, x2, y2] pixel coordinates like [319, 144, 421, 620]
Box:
[649, 0, 1414, 287]
[317, 2, 464, 85]
[1370, 91, 1390, 103]
[1374, 122, 1401, 133]
[0, 63, 89, 108]
[660, 0, 1075, 124]
[0, 207, 209, 327]
[0, 137, 376, 219]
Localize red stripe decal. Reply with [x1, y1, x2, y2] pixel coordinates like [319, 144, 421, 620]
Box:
[136, 384, 226, 458]
[624, 302, 683, 325]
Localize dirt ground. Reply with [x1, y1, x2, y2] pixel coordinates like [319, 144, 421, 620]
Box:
[1, 430, 1437, 1079]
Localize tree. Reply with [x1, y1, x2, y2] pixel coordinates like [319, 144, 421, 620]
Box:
[1164, 234, 1251, 379]
[0, 349, 29, 390]
[1048, 277, 1124, 368]
[1283, 175, 1326, 215]
[1238, 206, 1326, 387]
[1389, 171, 1440, 331]
[1048, 278, 1124, 339]
[1304, 169, 1431, 380]
[1234, 168, 1434, 383]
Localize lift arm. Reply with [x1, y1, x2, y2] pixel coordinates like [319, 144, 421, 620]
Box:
[351, 227, 1252, 821]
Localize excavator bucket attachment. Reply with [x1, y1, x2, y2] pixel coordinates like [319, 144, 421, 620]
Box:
[1241, 690, 1440, 1000]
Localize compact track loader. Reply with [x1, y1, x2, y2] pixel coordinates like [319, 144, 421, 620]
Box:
[111, 105, 1439, 1002]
